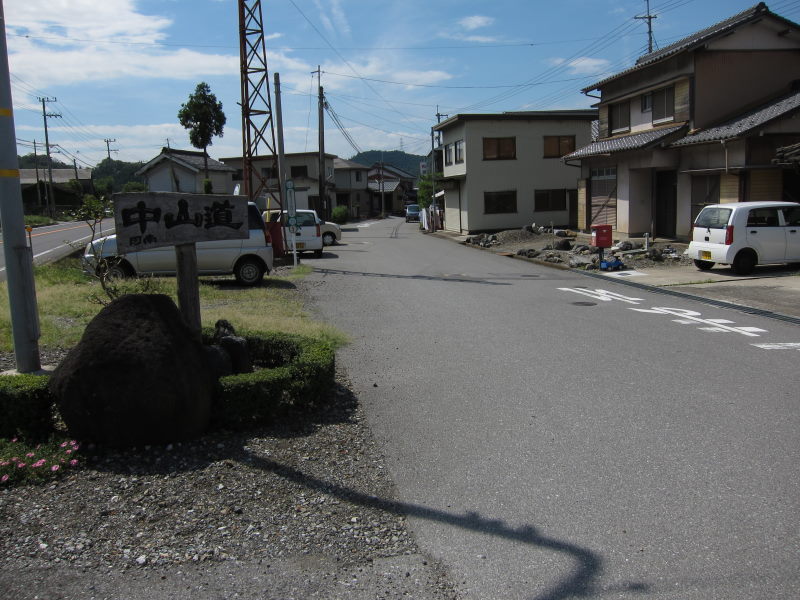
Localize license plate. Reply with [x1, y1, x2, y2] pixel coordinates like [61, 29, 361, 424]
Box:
[700, 250, 711, 260]
[296, 242, 305, 249]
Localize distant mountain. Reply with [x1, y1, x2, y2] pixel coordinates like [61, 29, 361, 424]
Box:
[348, 150, 426, 178]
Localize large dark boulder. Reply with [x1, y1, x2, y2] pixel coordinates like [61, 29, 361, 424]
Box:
[49, 294, 214, 447]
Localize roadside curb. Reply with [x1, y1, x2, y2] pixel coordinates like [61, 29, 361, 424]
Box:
[433, 232, 800, 326]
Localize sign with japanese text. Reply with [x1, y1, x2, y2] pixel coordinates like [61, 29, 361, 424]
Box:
[113, 192, 249, 254]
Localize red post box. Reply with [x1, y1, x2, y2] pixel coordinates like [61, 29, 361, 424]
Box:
[591, 224, 613, 248]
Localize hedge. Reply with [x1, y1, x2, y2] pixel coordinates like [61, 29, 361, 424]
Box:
[0, 374, 55, 440]
[202, 329, 335, 430]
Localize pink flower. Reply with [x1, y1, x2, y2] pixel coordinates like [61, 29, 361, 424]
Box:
[26, 453, 35, 458]
[65, 449, 72, 455]
[51, 465, 60, 472]
[11, 438, 17, 443]
[60, 441, 68, 448]
[69, 459, 78, 467]
[69, 440, 78, 446]
[32, 459, 46, 468]
[17, 463, 25, 468]
[0, 461, 9, 467]
[1, 475, 8, 483]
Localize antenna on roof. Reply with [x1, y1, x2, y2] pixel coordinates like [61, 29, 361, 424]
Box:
[635, 0, 657, 54]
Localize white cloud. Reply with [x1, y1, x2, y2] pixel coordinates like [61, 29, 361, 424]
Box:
[311, 0, 351, 37]
[458, 15, 494, 31]
[548, 56, 611, 75]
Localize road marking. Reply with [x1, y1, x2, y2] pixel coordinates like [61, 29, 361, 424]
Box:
[629, 307, 767, 337]
[601, 270, 648, 278]
[751, 342, 800, 350]
[558, 287, 644, 304]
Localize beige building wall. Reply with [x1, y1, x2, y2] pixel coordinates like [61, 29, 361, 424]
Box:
[749, 169, 783, 201]
[720, 174, 741, 203]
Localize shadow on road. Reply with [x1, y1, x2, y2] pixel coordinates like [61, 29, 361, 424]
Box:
[313, 266, 513, 286]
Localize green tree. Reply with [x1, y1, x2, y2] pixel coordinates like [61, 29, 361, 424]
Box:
[177, 82, 226, 179]
[121, 181, 146, 193]
[416, 172, 441, 209]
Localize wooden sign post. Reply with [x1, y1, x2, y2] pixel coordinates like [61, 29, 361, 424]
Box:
[113, 192, 249, 335]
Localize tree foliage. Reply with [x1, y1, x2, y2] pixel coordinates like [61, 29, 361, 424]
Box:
[177, 82, 226, 177]
[416, 172, 442, 209]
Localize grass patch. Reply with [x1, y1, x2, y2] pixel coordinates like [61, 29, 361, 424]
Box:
[0, 259, 344, 352]
[24, 215, 58, 228]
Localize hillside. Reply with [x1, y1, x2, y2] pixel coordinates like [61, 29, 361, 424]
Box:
[348, 150, 425, 177]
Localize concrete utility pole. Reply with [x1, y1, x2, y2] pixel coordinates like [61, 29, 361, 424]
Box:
[0, 3, 41, 372]
[103, 138, 117, 160]
[317, 66, 327, 219]
[38, 96, 60, 217]
[33, 139, 42, 208]
[635, 0, 657, 54]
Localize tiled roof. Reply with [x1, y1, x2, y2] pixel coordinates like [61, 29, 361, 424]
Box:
[773, 141, 800, 163]
[671, 90, 800, 146]
[19, 168, 92, 185]
[583, 3, 796, 92]
[334, 158, 369, 170]
[368, 180, 401, 193]
[564, 124, 686, 160]
[137, 148, 235, 175]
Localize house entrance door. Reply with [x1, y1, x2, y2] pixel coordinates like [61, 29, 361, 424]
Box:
[655, 170, 677, 238]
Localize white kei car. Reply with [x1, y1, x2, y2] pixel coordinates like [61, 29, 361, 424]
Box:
[687, 201, 800, 274]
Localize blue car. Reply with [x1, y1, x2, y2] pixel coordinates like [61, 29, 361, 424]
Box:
[405, 204, 421, 222]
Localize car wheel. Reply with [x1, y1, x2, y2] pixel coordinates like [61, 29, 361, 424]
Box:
[732, 249, 757, 275]
[313, 248, 323, 258]
[100, 260, 130, 280]
[322, 232, 336, 246]
[234, 257, 264, 286]
[693, 259, 715, 271]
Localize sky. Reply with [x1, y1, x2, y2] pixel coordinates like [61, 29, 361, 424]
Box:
[5, 0, 800, 168]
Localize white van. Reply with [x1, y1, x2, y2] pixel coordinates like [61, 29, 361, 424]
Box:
[85, 202, 274, 285]
[687, 201, 800, 274]
[264, 209, 324, 257]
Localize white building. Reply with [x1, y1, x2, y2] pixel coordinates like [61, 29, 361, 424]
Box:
[433, 111, 597, 233]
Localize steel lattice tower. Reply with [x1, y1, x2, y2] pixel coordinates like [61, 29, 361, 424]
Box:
[238, 0, 280, 206]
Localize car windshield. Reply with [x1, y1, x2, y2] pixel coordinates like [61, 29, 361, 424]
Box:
[407, 205, 420, 212]
[695, 207, 732, 229]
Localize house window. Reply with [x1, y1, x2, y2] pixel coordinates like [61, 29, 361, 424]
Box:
[233, 169, 243, 181]
[610, 100, 630, 133]
[445, 143, 454, 166]
[483, 137, 516, 160]
[543, 136, 576, 158]
[484, 190, 517, 214]
[454, 140, 465, 163]
[641, 93, 652, 113]
[290, 165, 308, 179]
[651, 86, 675, 123]
[534, 189, 568, 212]
[355, 171, 362, 182]
[260, 166, 278, 179]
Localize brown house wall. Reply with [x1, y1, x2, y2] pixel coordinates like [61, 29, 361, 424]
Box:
[694, 50, 800, 128]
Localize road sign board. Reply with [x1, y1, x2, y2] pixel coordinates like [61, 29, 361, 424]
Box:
[286, 179, 296, 218]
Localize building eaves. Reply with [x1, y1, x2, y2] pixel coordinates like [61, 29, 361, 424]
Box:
[671, 89, 800, 147]
[564, 124, 686, 160]
[334, 158, 369, 170]
[434, 110, 598, 131]
[582, 2, 796, 93]
[773, 141, 800, 164]
[19, 168, 92, 185]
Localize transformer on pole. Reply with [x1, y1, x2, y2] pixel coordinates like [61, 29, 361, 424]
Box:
[238, 0, 281, 208]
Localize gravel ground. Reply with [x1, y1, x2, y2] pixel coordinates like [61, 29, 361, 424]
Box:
[464, 228, 693, 270]
[0, 354, 457, 598]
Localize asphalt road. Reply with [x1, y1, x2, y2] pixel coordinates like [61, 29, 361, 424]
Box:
[303, 217, 799, 600]
[0, 220, 110, 281]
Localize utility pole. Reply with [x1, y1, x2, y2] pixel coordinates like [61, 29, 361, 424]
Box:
[635, 0, 657, 54]
[38, 96, 60, 218]
[33, 139, 42, 208]
[103, 138, 117, 160]
[316, 66, 327, 219]
[0, 2, 41, 372]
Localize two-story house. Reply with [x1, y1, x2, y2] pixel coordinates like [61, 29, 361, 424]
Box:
[433, 111, 597, 233]
[367, 163, 415, 216]
[136, 148, 236, 194]
[333, 158, 370, 218]
[565, 2, 800, 240]
[220, 152, 336, 214]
